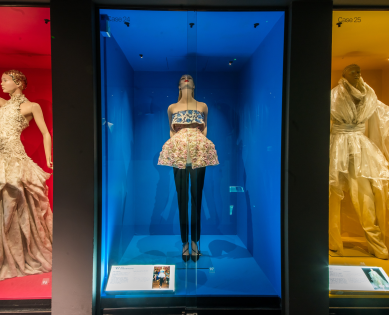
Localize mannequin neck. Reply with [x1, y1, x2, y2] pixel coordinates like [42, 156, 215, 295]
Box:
[9, 88, 24, 97]
[179, 88, 194, 103]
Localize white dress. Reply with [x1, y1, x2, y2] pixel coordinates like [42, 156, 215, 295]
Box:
[0, 94, 53, 280]
[329, 78, 389, 258]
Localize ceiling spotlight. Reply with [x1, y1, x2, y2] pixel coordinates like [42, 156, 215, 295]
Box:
[124, 22, 130, 27]
[189, 23, 195, 28]
[140, 54, 143, 58]
[44, 19, 50, 24]
[254, 23, 259, 28]
[229, 61, 233, 66]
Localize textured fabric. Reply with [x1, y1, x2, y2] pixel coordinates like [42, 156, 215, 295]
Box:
[0, 94, 52, 280]
[330, 78, 389, 194]
[329, 159, 388, 258]
[173, 166, 206, 243]
[158, 127, 219, 169]
[329, 77, 389, 258]
[171, 110, 205, 130]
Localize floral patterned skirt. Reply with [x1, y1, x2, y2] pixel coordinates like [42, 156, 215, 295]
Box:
[158, 127, 219, 169]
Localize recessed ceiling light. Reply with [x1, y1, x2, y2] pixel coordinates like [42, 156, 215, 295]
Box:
[139, 54, 143, 58]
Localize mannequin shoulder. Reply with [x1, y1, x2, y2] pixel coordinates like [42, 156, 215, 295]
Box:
[167, 103, 179, 113]
[20, 101, 42, 114]
[20, 100, 39, 109]
[198, 102, 208, 113]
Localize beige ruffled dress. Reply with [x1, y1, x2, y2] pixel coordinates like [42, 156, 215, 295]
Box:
[158, 109, 219, 169]
[0, 94, 52, 280]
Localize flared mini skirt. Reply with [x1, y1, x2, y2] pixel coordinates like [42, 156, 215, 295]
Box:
[158, 127, 219, 169]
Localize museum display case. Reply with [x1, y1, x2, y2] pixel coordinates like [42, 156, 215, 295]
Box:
[0, 6, 53, 301]
[329, 10, 389, 301]
[98, 8, 284, 308]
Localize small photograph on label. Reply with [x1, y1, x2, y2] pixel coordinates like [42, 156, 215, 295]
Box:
[152, 266, 171, 289]
[362, 268, 389, 290]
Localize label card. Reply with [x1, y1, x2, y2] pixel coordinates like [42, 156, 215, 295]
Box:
[330, 265, 389, 293]
[106, 265, 175, 292]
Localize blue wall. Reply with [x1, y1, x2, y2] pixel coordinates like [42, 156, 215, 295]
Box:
[236, 15, 284, 296]
[101, 33, 135, 289]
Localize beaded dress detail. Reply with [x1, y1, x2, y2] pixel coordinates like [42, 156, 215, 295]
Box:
[0, 94, 52, 280]
[158, 109, 219, 169]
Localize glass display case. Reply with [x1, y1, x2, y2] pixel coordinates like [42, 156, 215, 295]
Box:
[99, 8, 284, 306]
[0, 6, 53, 301]
[329, 10, 389, 298]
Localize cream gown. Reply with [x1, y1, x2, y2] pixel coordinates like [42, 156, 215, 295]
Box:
[0, 94, 53, 280]
[329, 77, 389, 259]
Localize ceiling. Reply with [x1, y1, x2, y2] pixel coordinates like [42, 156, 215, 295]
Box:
[2, 0, 389, 5]
[332, 11, 389, 70]
[100, 9, 284, 72]
[0, 7, 51, 69]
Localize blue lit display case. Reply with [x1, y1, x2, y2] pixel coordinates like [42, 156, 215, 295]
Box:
[98, 8, 285, 308]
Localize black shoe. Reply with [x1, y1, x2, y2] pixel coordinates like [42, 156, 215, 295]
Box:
[182, 243, 190, 262]
[191, 247, 201, 262]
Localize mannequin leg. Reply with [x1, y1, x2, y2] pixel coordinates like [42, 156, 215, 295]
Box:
[372, 185, 388, 248]
[329, 187, 344, 254]
[189, 166, 206, 243]
[173, 167, 190, 243]
[348, 162, 389, 259]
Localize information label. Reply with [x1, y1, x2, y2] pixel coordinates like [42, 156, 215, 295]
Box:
[106, 265, 175, 292]
[330, 266, 389, 292]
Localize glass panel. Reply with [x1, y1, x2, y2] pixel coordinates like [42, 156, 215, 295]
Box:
[99, 8, 284, 306]
[0, 6, 53, 300]
[329, 11, 389, 296]
[190, 11, 285, 299]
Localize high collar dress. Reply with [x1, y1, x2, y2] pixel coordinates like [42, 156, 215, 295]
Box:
[0, 94, 52, 280]
[329, 78, 389, 259]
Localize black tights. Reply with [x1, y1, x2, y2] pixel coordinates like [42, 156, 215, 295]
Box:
[173, 166, 206, 243]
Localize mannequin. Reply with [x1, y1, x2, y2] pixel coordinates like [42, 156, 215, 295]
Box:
[158, 74, 219, 262]
[0, 70, 53, 280]
[329, 64, 389, 259]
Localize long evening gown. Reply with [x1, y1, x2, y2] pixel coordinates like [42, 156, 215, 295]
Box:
[0, 94, 53, 280]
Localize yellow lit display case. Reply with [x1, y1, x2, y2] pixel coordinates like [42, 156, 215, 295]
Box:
[330, 10, 389, 297]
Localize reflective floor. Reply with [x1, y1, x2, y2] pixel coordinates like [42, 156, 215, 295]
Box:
[105, 235, 278, 297]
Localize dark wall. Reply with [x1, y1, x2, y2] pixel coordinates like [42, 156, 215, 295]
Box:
[51, 0, 97, 314]
[283, 1, 332, 314]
